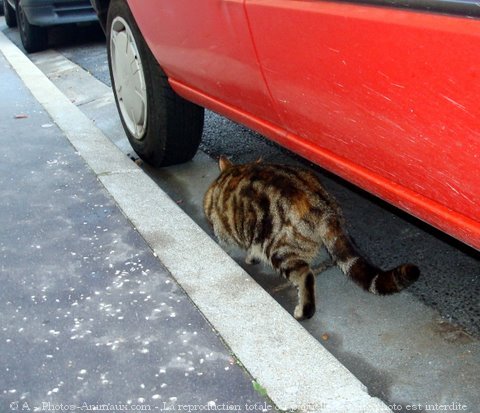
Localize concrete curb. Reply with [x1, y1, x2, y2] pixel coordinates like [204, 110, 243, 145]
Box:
[0, 30, 391, 413]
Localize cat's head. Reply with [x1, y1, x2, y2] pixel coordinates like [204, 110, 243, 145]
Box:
[219, 155, 233, 172]
[218, 156, 262, 172]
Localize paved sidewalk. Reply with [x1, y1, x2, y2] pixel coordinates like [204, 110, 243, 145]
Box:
[0, 52, 271, 412]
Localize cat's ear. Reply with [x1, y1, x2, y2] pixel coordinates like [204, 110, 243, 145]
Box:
[219, 155, 233, 171]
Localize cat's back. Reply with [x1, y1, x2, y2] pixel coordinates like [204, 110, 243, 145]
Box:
[208, 162, 338, 216]
[204, 159, 343, 252]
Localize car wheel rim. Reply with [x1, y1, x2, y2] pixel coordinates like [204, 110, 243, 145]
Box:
[110, 16, 147, 141]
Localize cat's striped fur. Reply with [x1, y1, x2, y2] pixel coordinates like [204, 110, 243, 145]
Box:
[204, 156, 420, 320]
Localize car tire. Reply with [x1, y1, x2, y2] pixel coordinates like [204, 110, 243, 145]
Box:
[16, 0, 48, 53]
[106, 0, 204, 167]
[3, 0, 17, 27]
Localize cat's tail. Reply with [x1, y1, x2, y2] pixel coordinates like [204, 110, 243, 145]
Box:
[322, 217, 420, 294]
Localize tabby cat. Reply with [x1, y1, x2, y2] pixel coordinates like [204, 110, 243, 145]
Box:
[204, 156, 420, 320]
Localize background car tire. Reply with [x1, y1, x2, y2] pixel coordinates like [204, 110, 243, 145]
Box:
[3, 0, 17, 27]
[0, 1, 4, 16]
[106, 0, 204, 167]
[16, 1, 48, 53]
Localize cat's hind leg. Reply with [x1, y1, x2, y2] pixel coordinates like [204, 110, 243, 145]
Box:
[291, 267, 316, 320]
[272, 256, 316, 320]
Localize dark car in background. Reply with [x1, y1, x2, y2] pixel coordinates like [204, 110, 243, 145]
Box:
[2, 0, 97, 52]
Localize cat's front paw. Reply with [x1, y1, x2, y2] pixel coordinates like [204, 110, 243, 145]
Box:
[245, 256, 260, 265]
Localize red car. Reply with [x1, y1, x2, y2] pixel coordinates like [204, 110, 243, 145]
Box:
[91, 0, 480, 251]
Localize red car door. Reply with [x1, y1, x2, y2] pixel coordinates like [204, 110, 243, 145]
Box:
[127, 0, 281, 127]
[245, 0, 480, 250]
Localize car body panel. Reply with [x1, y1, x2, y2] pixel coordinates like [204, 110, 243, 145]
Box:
[127, 0, 281, 127]
[245, 0, 480, 245]
[121, 0, 480, 250]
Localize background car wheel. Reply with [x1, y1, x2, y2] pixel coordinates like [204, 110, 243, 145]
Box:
[16, 1, 48, 53]
[0, 1, 4, 16]
[3, 0, 17, 27]
[106, 0, 204, 167]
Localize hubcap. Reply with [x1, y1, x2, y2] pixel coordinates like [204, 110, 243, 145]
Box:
[110, 16, 147, 140]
